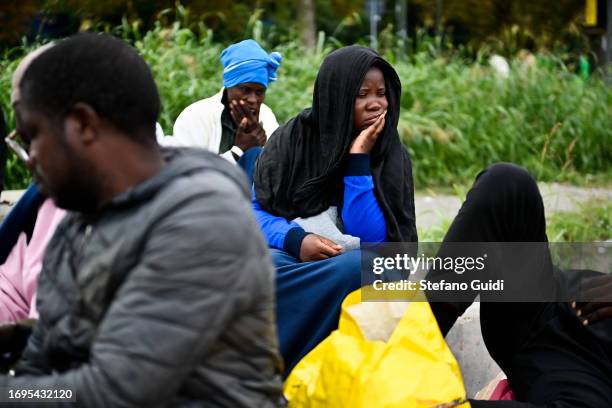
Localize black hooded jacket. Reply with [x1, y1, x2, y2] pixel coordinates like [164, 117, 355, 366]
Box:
[254, 45, 417, 243]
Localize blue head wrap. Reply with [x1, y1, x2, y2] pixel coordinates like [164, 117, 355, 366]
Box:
[221, 39, 282, 89]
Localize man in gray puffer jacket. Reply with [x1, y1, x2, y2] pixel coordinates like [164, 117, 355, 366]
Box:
[1, 33, 283, 407]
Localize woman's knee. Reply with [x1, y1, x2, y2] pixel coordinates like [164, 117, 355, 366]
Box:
[332, 250, 363, 290]
[269, 248, 297, 268]
[479, 162, 535, 185]
[474, 162, 541, 204]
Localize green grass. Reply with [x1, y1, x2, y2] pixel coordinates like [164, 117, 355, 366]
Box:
[1, 20, 610, 190]
[417, 216, 453, 242]
[418, 200, 611, 242]
[546, 200, 611, 242]
[398, 55, 612, 189]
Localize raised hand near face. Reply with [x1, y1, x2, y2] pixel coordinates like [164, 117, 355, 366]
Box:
[230, 99, 266, 151]
[350, 110, 386, 154]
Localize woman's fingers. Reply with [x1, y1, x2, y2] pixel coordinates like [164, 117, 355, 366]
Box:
[375, 112, 386, 133]
[581, 303, 612, 325]
[317, 244, 339, 257]
[359, 123, 377, 140]
[374, 110, 387, 132]
[317, 239, 342, 257]
[350, 110, 387, 153]
[365, 110, 387, 139]
[300, 234, 342, 261]
[319, 236, 343, 251]
[572, 274, 612, 324]
[318, 236, 337, 246]
[358, 115, 382, 140]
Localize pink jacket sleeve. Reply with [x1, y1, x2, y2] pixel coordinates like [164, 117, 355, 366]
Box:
[0, 199, 66, 323]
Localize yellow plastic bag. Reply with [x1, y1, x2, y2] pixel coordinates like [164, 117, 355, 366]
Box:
[284, 290, 469, 408]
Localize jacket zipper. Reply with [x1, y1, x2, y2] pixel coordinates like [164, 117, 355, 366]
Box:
[77, 224, 94, 267]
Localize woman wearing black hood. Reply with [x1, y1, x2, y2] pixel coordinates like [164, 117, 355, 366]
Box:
[252, 46, 612, 404]
[252, 46, 417, 374]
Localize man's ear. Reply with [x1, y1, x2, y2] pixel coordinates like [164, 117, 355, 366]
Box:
[64, 102, 100, 146]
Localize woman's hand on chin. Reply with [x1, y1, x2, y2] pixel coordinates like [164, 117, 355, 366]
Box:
[350, 110, 386, 154]
[299, 233, 343, 262]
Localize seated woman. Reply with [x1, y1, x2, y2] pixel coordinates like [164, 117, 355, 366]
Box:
[252, 46, 417, 374]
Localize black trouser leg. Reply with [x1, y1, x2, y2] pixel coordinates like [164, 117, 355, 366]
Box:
[427, 162, 552, 343]
[426, 163, 612, 407]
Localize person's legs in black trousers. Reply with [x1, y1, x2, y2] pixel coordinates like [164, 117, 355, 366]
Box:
[428, 163, 555, 364]
[426, 163, 612, 408]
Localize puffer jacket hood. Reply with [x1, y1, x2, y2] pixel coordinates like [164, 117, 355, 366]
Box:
[108, 147, 249, 208]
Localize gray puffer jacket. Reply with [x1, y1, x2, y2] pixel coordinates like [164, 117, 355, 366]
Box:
[2, 148, 283, 407]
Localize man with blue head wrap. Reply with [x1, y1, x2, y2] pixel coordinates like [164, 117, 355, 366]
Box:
[165, 39, 281, 181]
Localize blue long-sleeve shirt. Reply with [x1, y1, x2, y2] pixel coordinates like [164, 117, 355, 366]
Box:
[252, 154, 387, 258]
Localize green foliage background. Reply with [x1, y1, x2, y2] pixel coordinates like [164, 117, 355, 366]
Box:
[1, 17, 610, 190]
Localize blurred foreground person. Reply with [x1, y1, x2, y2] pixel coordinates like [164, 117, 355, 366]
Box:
[1, 46, 66, 370]
[1, 44, 66, 330]
[1, 33, 282, 407]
